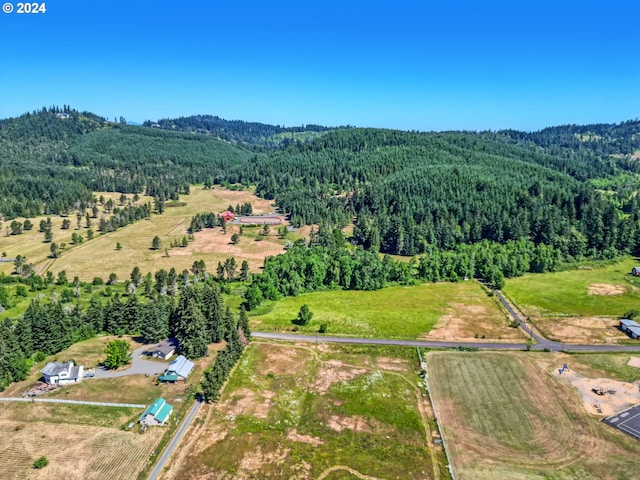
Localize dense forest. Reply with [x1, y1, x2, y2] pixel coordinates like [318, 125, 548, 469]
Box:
[143, 114, 343, 148]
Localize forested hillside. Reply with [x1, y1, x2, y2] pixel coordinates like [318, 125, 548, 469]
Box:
[143, 114, 341, 148]
[244, 127, 640, 257]
[2, 107, 640, 262]
[0, 108, 253, 217]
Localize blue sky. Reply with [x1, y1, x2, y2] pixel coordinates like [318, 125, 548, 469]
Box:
[0, 0, 638, 131]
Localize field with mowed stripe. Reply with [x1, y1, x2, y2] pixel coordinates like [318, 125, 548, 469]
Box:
[427, 352, 640, 479]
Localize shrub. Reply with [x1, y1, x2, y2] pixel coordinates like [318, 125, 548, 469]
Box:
[33, 456, 48, 469]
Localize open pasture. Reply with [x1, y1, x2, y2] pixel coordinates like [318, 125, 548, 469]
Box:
[427, 351, 640, 479]
[0, 186, 284, 281]
[504, 258, 640, 343]
[251, 281, 521, 341]
[160, 342, 437, 480]
[0, 402, 162, 480]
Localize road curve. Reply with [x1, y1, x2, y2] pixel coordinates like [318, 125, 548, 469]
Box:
[147, 399, 203, 480]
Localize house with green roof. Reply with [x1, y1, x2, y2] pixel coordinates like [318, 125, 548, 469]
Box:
[139, 398, 173, 426]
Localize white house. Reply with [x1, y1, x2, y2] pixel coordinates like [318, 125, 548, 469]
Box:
[41, 361, 84, 385]
[166, 355, 194, 380]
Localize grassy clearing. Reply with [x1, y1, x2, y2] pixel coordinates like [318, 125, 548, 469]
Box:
[0, 402, 163, 480]
[251, 281, 515, 340]
[162, 343, 435, 480]
[504, 257, 640, 317]
[1, 185, 284, 281]
[427, 351, 640, 479]
[504, 257, 640, 344]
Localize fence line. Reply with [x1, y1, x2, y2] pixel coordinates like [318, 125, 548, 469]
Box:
[0, 397, 145, 408]
[418, 348, 456, 480]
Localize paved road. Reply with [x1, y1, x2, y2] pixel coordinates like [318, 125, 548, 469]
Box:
[93, 345, 168, 379]
[0, 397, 145, 408]
[148, 399, 203, 480]
[251, 331, 640, 353]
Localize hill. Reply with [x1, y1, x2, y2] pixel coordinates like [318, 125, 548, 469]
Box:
[143, 114, 345, 148]
[2, 107, 640, 262]
[0, 108, 253, 218]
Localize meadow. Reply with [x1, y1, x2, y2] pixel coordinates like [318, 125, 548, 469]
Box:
[250, 281, 522, 341]
[427, 351, 640, 479]
[160, 342, 440, 480]
[503, 257, 640, 343]
[0, 185, 284, 281]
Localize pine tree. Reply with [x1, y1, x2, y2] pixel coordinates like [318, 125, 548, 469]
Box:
[202, 282, 225, 342]
[172, 287, 208, 359]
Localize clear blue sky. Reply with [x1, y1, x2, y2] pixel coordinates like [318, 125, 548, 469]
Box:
[0, 0, 638, 131]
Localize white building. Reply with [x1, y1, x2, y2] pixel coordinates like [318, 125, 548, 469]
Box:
[41, 361, 84, 385]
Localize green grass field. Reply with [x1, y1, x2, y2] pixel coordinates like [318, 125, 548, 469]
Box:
[250, 281, 509, 339]
[504, 257, 640, 317]
[167, 342, 436, 480]
[427, 352, 640, 479]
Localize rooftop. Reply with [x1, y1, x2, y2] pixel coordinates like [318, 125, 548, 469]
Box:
[41, 361, 73, 376]
[168, 355, 194, 379]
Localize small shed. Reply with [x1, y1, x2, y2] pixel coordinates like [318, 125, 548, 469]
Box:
[158, 373, 179, 383]
[139, 398, 173, 426]
[620, 319, 639, 332]
[167, 355, 194, 380]
[632, 267, 640, 276]
[628, 325, 640, 340]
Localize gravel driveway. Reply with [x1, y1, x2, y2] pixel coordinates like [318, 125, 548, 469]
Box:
[92, 345, 169, 379]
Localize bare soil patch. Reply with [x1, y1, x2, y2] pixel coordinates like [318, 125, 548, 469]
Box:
[326, 415, 389, 434]
[286, 428, 324, 446]
[554, 368, 640, 416]
[425, 303, 523, 342]
[255, 345, 309, 377]
[311, 360, 367, 394]
[373, 357, 408, 371]
[218, 387, 273, 419]
[628, 357, 640, 368]
[536, 316, 627, 344]
[588, 283, 627, 296]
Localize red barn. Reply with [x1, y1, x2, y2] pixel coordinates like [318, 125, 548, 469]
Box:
[220, 211, 235, 222]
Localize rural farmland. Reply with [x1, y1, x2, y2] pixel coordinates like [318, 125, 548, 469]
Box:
[427, 352, 640, 479]
[159, 342, 440, 480]
[0, 186, 284, 281]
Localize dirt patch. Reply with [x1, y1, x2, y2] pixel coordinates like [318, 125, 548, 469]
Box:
[311, 360, 367, 394]
[218, 388, 273, 419]
[588, 283, 627, 296]
[286, 428, 324, 446]
[537, 316, 627, 344]
[237, 445, 290, 478]
[628, 357, 640, 368]
[374, 357, 409, 372]
[425, 303, 522, 342]
[327, 414, 382, 433]
[554, 368, 640, 416]
[256, 345, 309, 377]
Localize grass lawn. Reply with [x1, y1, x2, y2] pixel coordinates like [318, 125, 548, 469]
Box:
[427, 351, 640, 479]
[163, 342, 436, 480]
[250, 281, 510, 340]
[504, 257, 640, 317]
